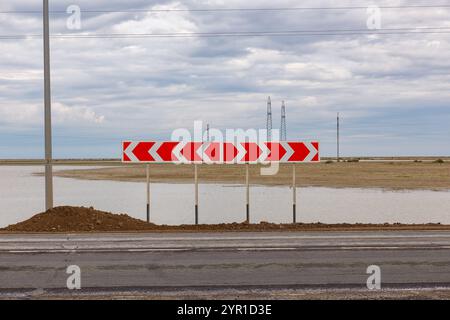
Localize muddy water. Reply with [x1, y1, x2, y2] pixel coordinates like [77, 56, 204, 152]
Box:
[0, 166, 449, 228]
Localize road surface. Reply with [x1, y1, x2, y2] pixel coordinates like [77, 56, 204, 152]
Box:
[0, 231, 449, 298]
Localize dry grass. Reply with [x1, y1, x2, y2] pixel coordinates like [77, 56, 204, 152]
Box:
[50, 162, 450, 190]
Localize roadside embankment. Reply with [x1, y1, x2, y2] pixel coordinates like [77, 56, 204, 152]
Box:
[1, 206, 449, 233]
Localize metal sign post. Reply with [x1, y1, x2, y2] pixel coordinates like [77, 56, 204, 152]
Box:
[194, 164, 199, 225]
[292, 164, 297, 223]
[246, 164, 250, 223]
[146, 164, 150, 223]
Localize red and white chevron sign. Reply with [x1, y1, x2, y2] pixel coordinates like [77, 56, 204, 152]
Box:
[122, 141, 320, 164]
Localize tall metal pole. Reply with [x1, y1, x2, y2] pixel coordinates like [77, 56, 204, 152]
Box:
[43, 0, 53, 211]
[246, 164, 250, 223]
[337, 112, 340, 162]
[194, 164, 199, 225]
[292, 164, 297, 223]
[146, 164, 150, 223]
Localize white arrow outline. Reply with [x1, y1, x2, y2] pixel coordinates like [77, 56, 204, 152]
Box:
[149, 142, 163, 163]
[280, 142, 294, 162]
[123, 141, 139, 162]
[194, 142, 204, 164]
[303, 142, 319, 162]
[201, 142, 211, 164]
[223, 142, 238, 164]
[172, 141, 187, 164]
[235, 142, 248, 164]
[202, 142, 223, 164]
[258, 142, 270, 164]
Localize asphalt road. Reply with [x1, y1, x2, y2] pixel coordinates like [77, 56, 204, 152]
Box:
[0, 231, 449, 297]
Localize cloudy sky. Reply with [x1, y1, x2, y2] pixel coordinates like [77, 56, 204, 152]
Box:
[1, 0, 450, 158]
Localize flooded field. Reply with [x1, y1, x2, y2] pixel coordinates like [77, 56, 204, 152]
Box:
[1, 166, 449, 228]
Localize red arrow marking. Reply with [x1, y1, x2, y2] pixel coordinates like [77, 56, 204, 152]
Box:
[181, 142, 203, 161]
[157, 142, 180, 162]
[265, 142, 287, 161]
[223, 143, 238, 162]
[311, 142, 319, 162]
[132, 142, 155, 162]
[205, 142, 221, 161]
[242, 142, 262, 162]
[123, 141, 131, 150]
[123, 142, 131, 161]
[288, 142, 310, 162]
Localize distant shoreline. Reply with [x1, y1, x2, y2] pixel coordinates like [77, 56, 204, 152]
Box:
[1, 156, 450, 166]
[3, 158, 450, 190]
[26, 161, 450, 191]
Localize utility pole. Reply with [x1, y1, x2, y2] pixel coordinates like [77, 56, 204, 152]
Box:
[43, 0, 53, 210]
[337, 112, 340, 162]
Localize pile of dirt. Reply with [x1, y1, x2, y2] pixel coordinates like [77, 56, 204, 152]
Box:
[1, 206, 159, 232]
[2, 206, 449, 233]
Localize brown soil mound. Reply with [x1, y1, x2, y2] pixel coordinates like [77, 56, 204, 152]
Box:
[2, 206, 450, 233]
[2, 206, 158, 232]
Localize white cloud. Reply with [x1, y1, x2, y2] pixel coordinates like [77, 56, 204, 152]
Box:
[0, 104, 40, 124]
[113, 2, 198, 34]
[0, 103, 105, 125]
[0, 70, 42, 81]
[285, 63, 353, 81]
[52, 103, 105, 124]
[1, 0, 450, 157]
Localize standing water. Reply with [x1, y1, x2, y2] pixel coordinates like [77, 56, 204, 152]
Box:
[0, 166, 449, 228]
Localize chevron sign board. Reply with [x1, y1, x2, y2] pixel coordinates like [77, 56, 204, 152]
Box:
[122, 141, 320, 164]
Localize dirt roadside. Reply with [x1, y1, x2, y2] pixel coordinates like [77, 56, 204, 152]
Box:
[1, 287, 450, 300]
[1, 206, 449, 233]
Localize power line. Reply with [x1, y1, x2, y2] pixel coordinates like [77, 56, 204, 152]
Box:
[2, 27, 450, 40]
[2, 4, 450, 14]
